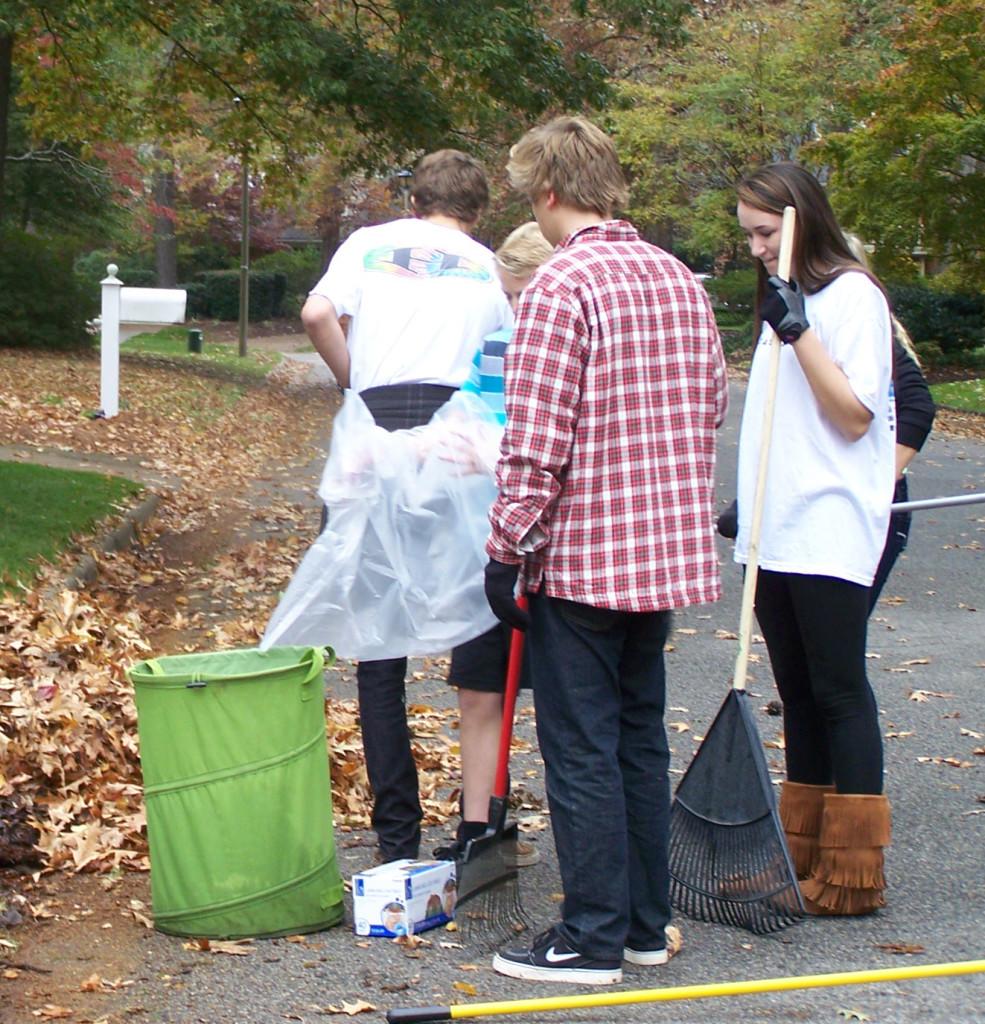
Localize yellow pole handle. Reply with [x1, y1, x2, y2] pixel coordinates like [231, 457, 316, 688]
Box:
[439, 958, 985, 1019]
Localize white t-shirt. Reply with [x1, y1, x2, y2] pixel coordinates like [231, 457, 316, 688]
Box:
[735, 271, 895, 586]
[309, 218, 512, 393]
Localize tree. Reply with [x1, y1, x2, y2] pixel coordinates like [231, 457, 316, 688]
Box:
[818, 0, 985, 286]
[607, 0, 904, 267]
[2, 2, 690, 285]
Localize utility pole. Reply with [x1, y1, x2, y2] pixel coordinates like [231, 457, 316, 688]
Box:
[235, 97, 250, 358]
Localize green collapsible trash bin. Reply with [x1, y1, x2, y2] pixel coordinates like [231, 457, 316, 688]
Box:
[128, 646, 344, 939]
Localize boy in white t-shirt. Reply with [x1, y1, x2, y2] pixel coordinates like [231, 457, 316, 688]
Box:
[301, 151, 512, 864]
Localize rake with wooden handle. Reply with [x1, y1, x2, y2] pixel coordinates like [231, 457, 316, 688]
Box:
[667, 206, 805, 934]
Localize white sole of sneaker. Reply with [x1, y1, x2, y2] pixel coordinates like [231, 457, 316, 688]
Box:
[492, 954, 623, 985]
[623, 947, 669, 966]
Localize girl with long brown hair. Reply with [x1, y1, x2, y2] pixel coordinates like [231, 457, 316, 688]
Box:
[734, 162, 895, 915]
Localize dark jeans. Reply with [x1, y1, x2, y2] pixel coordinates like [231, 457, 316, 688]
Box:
[754, 570, 883, 794]
[869, 476, 912, 612]
[350, 382, 456, 860]
[356, 656, 423, 860]
[526, 592, 673, 960]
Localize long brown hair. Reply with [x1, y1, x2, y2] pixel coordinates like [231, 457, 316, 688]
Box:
[737, 163, 885, 310]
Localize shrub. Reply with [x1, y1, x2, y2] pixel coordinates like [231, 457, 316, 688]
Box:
[252, 248, 324, 298]
[704, 268, 757, 312]
[1, 229, 90, 349]
[74, 249, 155, 290]
[888, 284, 984, 357]
[177, 242, 236, 280]
[194, 269, 288, 321]
[179, 281, 209, 319]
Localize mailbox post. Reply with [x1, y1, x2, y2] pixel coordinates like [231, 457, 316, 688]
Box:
[100, 265, 124, 418]
[97, 265, 187, 418]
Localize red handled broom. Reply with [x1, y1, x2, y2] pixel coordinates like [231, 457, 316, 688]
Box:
[451, 601, 529, 944]
[668, 206, 805, 934]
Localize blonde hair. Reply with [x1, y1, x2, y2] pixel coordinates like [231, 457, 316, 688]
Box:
[495, 222, 554, 277]
[844, 232, 921, 367]
[507, 116, 629, 217]
[411, 149, 489, 224]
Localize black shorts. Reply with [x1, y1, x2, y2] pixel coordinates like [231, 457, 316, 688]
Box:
[448, 623, 518, 693]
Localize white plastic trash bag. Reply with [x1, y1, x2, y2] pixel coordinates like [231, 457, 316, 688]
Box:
[261, 389, 503, 659]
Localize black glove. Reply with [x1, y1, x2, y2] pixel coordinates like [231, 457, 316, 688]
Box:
[716, 499, 738, 540]
[762, 275, 809, 344]
[484, 559, 529, 632]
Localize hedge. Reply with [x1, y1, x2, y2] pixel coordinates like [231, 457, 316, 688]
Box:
[1, 229, 90, 349]
[185, 269, 288, 321]
[703, 269, 757, 312]
[888, 285, 984, 357]
[74, 249, 156, 290]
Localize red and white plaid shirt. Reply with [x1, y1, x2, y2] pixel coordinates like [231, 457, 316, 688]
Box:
[487, 221, 728, 611]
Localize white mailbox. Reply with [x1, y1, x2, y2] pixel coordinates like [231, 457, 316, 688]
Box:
[117, 287, 187, 342]
[98, 264, 188, 418]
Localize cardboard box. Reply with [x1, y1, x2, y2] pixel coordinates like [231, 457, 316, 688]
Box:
[352, 859, 457, 937]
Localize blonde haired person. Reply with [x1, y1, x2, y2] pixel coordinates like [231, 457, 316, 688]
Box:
[459, 222, 554, 424]
[485, 116, 727, 984]
[435, 221, 554, 868]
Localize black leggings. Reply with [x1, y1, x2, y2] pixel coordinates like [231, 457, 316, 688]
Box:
[754, 570, 883, 794]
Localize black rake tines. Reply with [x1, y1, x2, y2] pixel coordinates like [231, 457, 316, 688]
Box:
[668, 689, 804, 935]
[456, 879, 530, 951]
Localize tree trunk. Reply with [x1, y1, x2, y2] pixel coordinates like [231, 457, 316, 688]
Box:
[0, 31, 13, 225]
[152, 149, 178, 287]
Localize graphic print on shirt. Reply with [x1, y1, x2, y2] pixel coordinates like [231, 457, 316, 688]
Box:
[363, 246, 492, 282]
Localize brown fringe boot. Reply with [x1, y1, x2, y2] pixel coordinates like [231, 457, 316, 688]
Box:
[779, 781, 835, 880]
[800, 793, 891, 915]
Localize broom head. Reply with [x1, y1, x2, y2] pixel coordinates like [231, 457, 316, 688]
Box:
[669, 689, 804, 934]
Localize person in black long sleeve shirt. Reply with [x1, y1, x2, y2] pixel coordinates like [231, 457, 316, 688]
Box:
[869, 336, 936, 608]
[716, 335, 935, 609]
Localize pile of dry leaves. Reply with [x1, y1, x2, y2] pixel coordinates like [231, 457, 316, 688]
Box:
[0, 346, 463, 878]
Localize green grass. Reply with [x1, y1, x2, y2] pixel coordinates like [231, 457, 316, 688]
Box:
[0, 462, 142, 588]
[115, 327, 283, 380]
[930, 378, 985, 414]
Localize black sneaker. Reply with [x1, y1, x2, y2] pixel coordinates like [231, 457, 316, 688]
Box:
[492, 925, 623, 985]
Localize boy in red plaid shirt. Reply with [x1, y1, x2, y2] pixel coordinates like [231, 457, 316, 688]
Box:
[485, 116, 728, 985]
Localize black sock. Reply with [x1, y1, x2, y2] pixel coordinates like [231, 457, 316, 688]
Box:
[460, 819, 487, 842]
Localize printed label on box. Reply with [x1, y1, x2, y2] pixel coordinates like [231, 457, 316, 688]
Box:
[352, 859, 457, 938]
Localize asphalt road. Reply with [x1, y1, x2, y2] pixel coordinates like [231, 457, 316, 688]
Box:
[134, 381, 985, 1024]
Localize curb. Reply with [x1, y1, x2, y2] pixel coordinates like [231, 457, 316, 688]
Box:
[59, 491, 163, 594]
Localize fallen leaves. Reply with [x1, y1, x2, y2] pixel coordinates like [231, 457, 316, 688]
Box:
[79, 973, 134, 992]
[315, 1000, 377, 1015]
[916, 756, 975, 769]
[907, 689, 956, 702]
[0, 348, 347, 872]
[874, 942, 925, 955]
[181, 938, 255, 956]
[32, 1006, 73, 1020]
